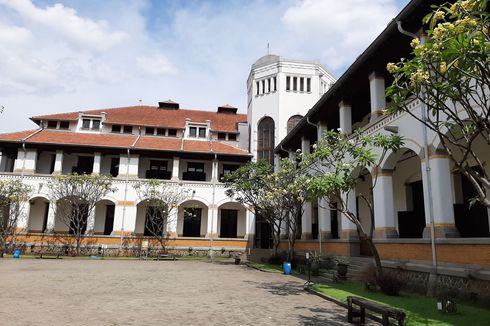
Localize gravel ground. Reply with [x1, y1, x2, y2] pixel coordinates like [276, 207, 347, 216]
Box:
[0, 258, 353, 326]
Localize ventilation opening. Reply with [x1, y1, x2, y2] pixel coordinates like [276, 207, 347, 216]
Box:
[158, 100, 179, 110]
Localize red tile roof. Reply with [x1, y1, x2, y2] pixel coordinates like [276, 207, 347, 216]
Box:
[31, 106, 247, 132]
[0, 130, 250, 156]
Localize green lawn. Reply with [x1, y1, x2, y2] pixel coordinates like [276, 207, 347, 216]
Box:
[312, 282, 490, 326]
[249, 262, 284, 273]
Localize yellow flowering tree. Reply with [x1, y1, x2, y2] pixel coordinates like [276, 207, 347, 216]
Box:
[0, 180, 31, 257]
[134, 179, 190, 253]
[387, 0, 490, 207]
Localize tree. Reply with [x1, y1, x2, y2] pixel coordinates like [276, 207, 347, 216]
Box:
[48, 174, 115, 256]
[134, 179, 190, 253]
[303, 130, 402, 277]
[0, 180, 31, 257]
[269, 158, 310, 261]
[224, 160, 285, 254]
[386, 0, 490, 208]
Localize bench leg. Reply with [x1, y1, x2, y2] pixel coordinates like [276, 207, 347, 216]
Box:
[382, 314, 389, 326]
[360, 307, 365, 324]
[347, 304, 353, 323]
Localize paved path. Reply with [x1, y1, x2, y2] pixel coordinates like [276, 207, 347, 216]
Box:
[0, 259, 351, 325]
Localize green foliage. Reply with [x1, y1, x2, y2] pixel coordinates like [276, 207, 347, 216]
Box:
[0, 179, 31, 206]
[303, 129, 402, 201]
[386, 0, 490, 208]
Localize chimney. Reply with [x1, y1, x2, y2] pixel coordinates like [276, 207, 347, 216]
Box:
[217, 104, 237, 114]
[158, 100, 179, 110]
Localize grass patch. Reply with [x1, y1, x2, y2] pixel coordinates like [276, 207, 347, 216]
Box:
[311, 282, 490, 326]
[249, 262, 284, 273]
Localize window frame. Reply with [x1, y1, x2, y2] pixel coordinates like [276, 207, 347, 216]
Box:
[187, 162, 205, 173]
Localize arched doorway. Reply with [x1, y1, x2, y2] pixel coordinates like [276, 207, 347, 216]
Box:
[94, 200, 116, 235]
[27, 196, 49, 233]
[287, 115, 303, 134]
[177, 200, 208, 238]
[217, 202, 247, 238]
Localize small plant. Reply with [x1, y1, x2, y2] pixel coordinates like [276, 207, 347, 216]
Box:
[377, 273, 403, 296]
[188, 247, 193, 255]
[221, 247, 226, 254]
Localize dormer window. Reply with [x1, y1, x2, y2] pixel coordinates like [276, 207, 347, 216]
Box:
[81, 118, 101, 130]
[189, 126, 206, 138]
[59, 121, 69, 130]
[47, 121, 58, 129]
[123, 125, 133, 134]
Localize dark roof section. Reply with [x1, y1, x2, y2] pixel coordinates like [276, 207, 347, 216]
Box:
[275, 0, 444, 153]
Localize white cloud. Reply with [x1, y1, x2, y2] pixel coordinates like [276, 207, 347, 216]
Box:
[0, 0, 128, 52]
[282, 0, 398, 69]
[0, 0, 406, 133]
[137, 54, 178, 76]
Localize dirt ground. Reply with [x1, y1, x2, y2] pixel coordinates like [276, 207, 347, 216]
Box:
[0, 258, 352, 325]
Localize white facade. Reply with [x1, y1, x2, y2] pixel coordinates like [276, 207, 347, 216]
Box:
[247, 55, 336, 160]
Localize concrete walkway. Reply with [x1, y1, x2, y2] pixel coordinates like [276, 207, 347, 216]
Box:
[0, 259, 352, 325]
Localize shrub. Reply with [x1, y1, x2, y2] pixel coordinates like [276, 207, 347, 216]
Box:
[268, 251, 287, 265]
[377, 273, 403, 296]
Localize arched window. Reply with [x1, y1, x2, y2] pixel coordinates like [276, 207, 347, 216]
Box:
[257, 117, 275, 164]
[287, 115, 303, 134]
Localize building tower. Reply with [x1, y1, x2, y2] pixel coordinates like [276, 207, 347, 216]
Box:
[247, 55, 336, 163]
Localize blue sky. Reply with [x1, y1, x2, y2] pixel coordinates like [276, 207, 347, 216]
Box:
[0, 0, 410, 131]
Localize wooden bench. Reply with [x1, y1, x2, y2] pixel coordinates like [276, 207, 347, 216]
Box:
[347, 296, 406, 326]
[156, 253, 176, 261]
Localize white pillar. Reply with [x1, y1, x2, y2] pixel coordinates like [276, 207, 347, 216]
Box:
[119, 154, 139, 178]
[246, 211, 255, 242]
[45, 201, 56, 233]
[211, 158, 218, 181]
[274, 154, 281, 172]
[317, 121, 328, 141]
[171, 157, 180, 181]
[53, 150, 64, 175]
[368, 72, 386, 121]
[92, 152, 101, 175]
[14, 148, 37, 174]
[422, 155, 459, 238]
[341, 190, 358, 239]
[113, 202, 137, 235]
[85, 208, 95, 234]
[301, 136, 310, 155]
[206, 205, 218, 238]
[339, 101, 352, 134]
[301, 202, 312, 240]
[372, 169, 398, 238]
[166, 209, 178, 237]
[318, 198, 332, 239]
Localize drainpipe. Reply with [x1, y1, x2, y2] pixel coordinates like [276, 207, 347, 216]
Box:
[397, 21, 438, 294]
[120, 148, 131, 250]
[21, 141, 26, 178]
[305, 116, 322, 255]
[209, 153, 217, 259]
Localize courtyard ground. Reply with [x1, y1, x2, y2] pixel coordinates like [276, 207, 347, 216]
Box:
[0, 258, 352, 325]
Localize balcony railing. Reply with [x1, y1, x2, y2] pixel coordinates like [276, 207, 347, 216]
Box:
[182, 171, 206, 181]
[145, 170, 171, 180]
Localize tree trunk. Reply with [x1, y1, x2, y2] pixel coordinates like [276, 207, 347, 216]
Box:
[76, 235, 81, 256]
[365, 236, 383, 278]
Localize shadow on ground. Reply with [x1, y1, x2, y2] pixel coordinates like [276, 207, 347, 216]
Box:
[244, 280, 305, 296]
[296, 306, 351, 326]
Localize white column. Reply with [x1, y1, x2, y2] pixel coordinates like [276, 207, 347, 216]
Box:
[246, 211, 255, 242]
[206, 205, 218, 238]
[113, 202, 137, 235]
[211, 158, 218, 181]
[53, 150, 64, 175]
[119, 154, 139, 178]
[166, 209, 178, 237]
[317, 121, 328, 141]
[368, 72, 386, 121]
[339, 101, 352, 134]
[171, 157, 180, 181]
[318, 198, 332, 239]
[274, 153, 281, 172]
[422, 155, 459, 238]
[372, 169, 398, 238]
[301, 136, 310, 155]
[45, 201, 56, 233]
[92, 152, 101, 174]
[85, 208, 95, 234]
[341, 190, 358, 239]
[301, 202, 312, 240]
[14, 148, 37, 174]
